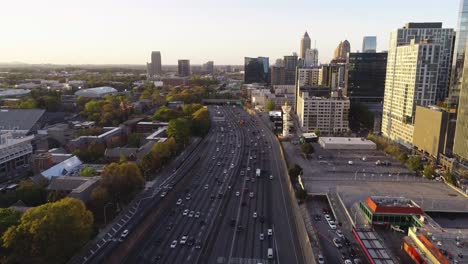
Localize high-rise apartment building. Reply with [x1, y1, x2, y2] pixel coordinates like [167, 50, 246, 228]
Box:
[178, 60, 190, 77]
[345, 52, 387, 102]
[270, 65, 285, 85]
[453, 51, 468, 161]
[296, 90, 349, 135]
[300, 32, 311, 59]
[449, 0, 468, 106]
[297, 68, 320, 87]
[382, 23, 454, 146]
[305, 48, 319, 67]
[203, 61, 214, 74]
[147, 51, 162, 78]
[244, 57, 269, 84]
[283, 54, 298, 85]
[382, 40, 442, 145]
[362, 36, 377, 53]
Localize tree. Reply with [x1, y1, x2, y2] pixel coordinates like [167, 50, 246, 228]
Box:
[100, 162, 144, 204]
[0, 208, 21, 236]
[167, 118, 191, 146]
[152, 106, 182, 121]
[313, 128, 321, 136]
[191, 107, 210, 137]
[423, 164, 436, 179]
[443, 170, 456, 185]
[407, 156, 423, 172]
[288, 164, 303, 181]
[74, 141, 106, 163]
[79, 165, 97, 177]
[300, 143, 314, 156]
[15, 180, 47, 206]
[2, 198, 93, 264]
[265, 100, 275, 112]
[90, 186, 110, 209]
[182, 103, 203, 117]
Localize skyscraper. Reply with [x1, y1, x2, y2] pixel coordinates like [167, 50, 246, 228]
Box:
[178, 59, 190, 77]
[449, 0, 468, 106]
[203, 61, 214, 74]
[244, 57, 269, 84]
[270, 65, 285, 85]
[283, 54, 298, 85]
[345, 52, 387, 102]
[304, 48, 319, 67]
[333, 40, 351, 61]
[147, 51, 162, 78]
[382, 23, 454, 146]
[453, 50, 468, 161]
[300, 32, 311, 59]
[362, 36, 377, 53]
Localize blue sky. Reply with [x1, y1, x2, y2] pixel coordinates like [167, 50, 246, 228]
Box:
[0, 0, 460, 65]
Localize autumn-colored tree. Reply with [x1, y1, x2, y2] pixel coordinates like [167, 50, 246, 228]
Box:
[167, 118, 191, 146]
[191, 107, 210, 137]
[0, 209, 21, 236]
[2, 198, 93, 264]
[101, 162, 144, 204]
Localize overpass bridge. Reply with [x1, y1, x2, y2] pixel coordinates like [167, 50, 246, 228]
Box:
[202, 99, 243, 105]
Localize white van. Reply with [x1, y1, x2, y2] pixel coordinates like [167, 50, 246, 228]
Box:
[267, 248, 273, 259]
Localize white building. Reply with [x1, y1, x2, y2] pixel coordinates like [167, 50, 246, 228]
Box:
[0, 133, 33, 180]
[297, 91, 350, 135]
[304, 48, 319, 67]
[297, 68, 320, 87]
[382, 33, 447, 145]
[75, 86, 118, 98]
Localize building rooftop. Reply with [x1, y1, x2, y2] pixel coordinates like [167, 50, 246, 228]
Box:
[74, 86, 117, 98]
[353, 228, 397, 264]
[0, 88, 31, 98]
[41, 156, 83, 179]
[365, 196, 424, 215]
[0, 109, 45, 133]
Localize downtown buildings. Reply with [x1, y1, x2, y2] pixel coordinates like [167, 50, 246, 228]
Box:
[362, 36, 377, 53]
[382, 23, 455, 146]
[300, 32, 311, 59]
[449, 0, 468, 106]
[147, 51, 162, 78]
[244, 57, 269, 84]
[178, 59, 190, 77]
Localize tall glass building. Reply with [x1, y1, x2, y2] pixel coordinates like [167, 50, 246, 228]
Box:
[244, 57, 269, 84]
[450, 0, 468, 106]
[362, 36, 377, 53]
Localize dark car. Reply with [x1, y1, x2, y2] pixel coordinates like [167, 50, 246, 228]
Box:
[230, 218, 236, 226]
[314, 214, 321, 221]
[344, 237, 351, 247]
[259, 216, 265, 223]
[349, 248, 357, 258]
[237, 225, 243, 232]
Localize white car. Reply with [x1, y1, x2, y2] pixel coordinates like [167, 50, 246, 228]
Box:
[176, 199, 182, 205]
[249, 192, 254, 198]
[230, 163, 234, 168]
[195, 211, 200, 218]
[212, 156, 216, 160]
[204, 184, 209, 190]
[269, 175, 273, 180]
[328, 220, 337, 230]
[170, 240, 177, 248]
[247, 167, 251, 171]
[189, 211, 194, 217]
[235, 191, 240, 197]
[253, 212, 257, 218]
[318, 254, 325, 264]
[217, 162, 221, 166]
[119, 229, 129, 241]
[259, 233, 264, 240]
[267, 229, 273, 236]
[345, 260, 352, 264]
[324, 214, 331, 221]
[183, 209, 189, 216]
[180, 236, 188, 244]
[348, 161, 354, 165]
[160, 192, 167, 198]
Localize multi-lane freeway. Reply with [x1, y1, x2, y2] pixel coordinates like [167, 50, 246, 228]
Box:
[72, 105, 305, 264]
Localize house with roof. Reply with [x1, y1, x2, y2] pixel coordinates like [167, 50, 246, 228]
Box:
[47, 176, 100, 203]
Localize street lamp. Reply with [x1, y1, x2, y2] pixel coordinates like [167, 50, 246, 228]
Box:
[104, 202, 113, 225]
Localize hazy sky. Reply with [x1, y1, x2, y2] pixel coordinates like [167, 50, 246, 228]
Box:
[0, 0, 460, 65]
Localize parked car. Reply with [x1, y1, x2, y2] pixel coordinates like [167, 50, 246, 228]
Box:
[333, 237, 342, 248]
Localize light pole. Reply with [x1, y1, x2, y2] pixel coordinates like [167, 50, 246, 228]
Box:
[104, 202, 113, 225]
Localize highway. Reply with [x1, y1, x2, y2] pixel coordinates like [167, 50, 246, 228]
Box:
[73, 105, 305, 264]
[201, 107, 304, 264]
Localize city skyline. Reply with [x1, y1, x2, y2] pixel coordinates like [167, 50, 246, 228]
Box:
[0, 0, 459, 65]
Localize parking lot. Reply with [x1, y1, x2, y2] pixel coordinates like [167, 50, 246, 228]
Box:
[305, 195, 366, 264]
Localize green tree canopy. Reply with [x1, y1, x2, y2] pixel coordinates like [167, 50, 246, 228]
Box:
[15, 180, 47, 206]
[79, 165, 98, 177]
[407, 156, 423, 172]
[300, 143, 314, 155]
[152, 106, 182, 121]
[167, 118, 192, 146]
[423, 164, 436, 179]
[288, 164, 303, 180]
[2, 198, 93, 264]
[101, 162, 144, 204]
[0, 208, 21, 236]
[313, 128, 321, 136]
[191, 107, 211, 137]
[265, 100, 276, 112]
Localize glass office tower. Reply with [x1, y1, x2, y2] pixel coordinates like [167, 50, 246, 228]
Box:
[450, 0, 468, 105]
